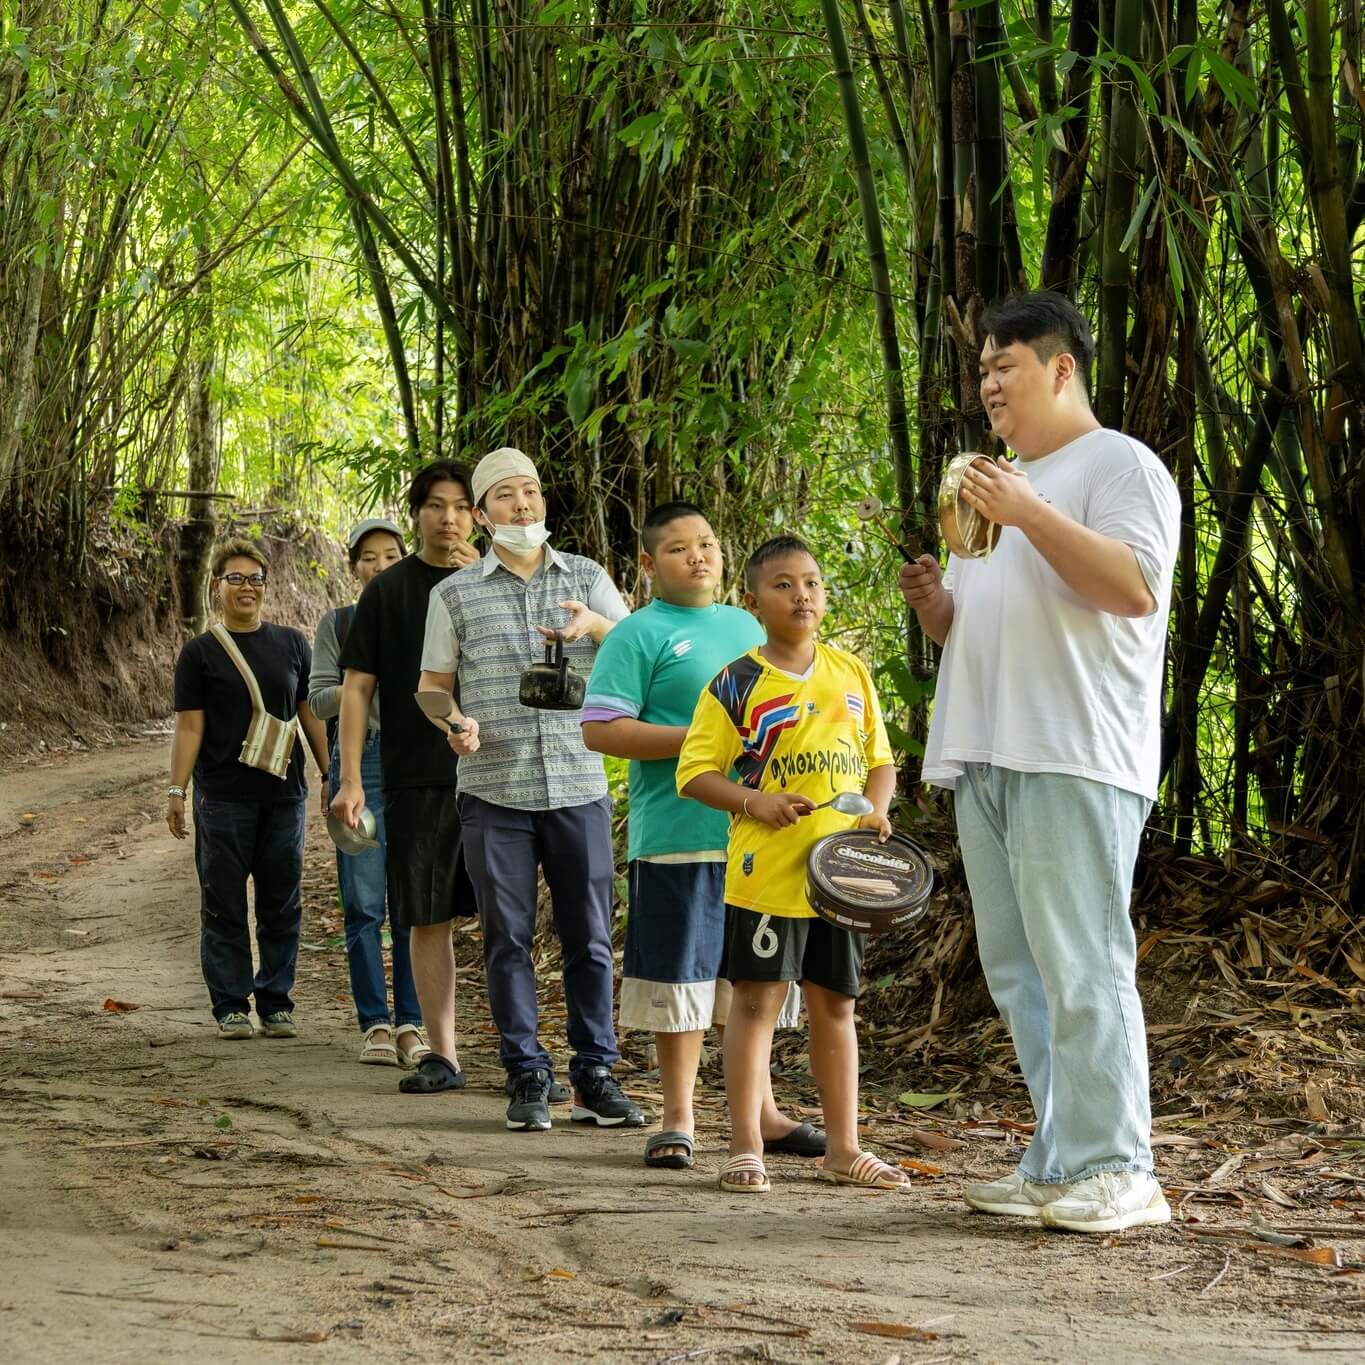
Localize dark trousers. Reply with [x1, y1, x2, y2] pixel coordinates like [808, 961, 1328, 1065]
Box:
[459, 793, 619, 1083]
[194, 792, 306, 1020]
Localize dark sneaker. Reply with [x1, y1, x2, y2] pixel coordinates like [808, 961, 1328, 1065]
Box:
[217, 1012, 253, 1040]
[259, 1011, 297, 1038]
[506, 1068, 552, 1132]
[507, 1073, 571, 1105]
[571, 1066, 645, 1127]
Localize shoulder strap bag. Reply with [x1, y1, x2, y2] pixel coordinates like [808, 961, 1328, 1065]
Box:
[209, 624, 300, 781]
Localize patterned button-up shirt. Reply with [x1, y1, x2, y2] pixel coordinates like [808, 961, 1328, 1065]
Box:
[421, 545, 629, 810]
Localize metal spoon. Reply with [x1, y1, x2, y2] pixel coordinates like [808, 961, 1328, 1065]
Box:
[810, 792, 874, 816]
[413, 690, 465, 733]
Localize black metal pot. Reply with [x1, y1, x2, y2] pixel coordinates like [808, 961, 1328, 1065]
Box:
[519, 630, 586, 710]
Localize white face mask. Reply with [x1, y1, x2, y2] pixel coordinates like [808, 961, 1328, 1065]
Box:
[490, 520, 551, 555]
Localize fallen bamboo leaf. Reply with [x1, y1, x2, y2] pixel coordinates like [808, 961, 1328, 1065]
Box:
[1207, 1154, 1245, 1184]
[1261, 1179, 1297, 1209]
[897, 1091, 960, 1110]
[102, 998, 141, 1013]
[907, 1127, 964, 1152]
[1242, 1244, 1341, 1267]
[1247, 1219, 1311, 1248]
[545, 1267, 577, 1280]
[848, 1321, 938, 1341]
[896, 1159, 944, 1177]
[1304, 1082, 1329, 1123]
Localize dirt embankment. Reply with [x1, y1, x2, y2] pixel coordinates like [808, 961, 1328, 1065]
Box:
[0, 513, 347, 763]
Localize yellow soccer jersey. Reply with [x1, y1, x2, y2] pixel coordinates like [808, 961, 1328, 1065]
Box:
[676, 642, 895, 918]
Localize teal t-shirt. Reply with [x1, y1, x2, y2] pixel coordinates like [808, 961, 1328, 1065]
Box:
[583, 599, 765, 860]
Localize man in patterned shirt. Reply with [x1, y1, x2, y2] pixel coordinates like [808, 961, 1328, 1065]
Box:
[418, 448, 643, 1134]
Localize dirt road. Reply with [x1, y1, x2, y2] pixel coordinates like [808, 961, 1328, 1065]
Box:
[1, 739, 1360, 1362]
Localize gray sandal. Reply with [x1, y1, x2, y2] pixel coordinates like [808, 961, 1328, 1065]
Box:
[644, 1130, 695, 1170]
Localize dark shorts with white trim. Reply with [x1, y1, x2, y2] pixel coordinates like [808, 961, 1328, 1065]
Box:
[722, 904, 864, 999]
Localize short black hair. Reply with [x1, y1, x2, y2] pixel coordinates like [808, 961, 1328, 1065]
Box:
[406, 460, 473, 519]
[642, 501, 709, 556]
[745, 535, 818, 590]
[980, 291, 1095, 396]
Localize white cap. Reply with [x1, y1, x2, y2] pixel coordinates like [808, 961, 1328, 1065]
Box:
[347, 517, 407, 554]
[471, 447, 540, 506]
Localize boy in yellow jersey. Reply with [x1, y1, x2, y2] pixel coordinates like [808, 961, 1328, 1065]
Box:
[677, 536, 910, 1194]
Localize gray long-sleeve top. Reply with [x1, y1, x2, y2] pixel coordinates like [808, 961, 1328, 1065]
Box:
[308, 606, 381, 732]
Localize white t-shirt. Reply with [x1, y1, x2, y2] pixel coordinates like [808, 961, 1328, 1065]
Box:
[922, 428, 1180, 800]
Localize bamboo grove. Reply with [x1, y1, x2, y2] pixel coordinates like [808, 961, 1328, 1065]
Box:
[0, 2, 1362, 904]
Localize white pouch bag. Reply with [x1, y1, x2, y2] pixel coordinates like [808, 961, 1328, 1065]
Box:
[210, 624, 300, 781]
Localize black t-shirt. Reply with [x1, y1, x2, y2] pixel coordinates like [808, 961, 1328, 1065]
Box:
[173, 622, 312, 802]
[340, 555, 461, 790]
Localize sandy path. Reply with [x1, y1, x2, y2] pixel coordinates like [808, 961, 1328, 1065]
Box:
[0, 739, 1354, 1362]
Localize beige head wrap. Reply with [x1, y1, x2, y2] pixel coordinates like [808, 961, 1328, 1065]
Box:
[471, 447, 541, 506]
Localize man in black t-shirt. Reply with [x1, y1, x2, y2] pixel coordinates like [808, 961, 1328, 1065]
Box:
[167, 538, 330, 1040]
[331, 463, 481, 1093]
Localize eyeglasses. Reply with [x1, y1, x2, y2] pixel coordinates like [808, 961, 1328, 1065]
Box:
[219, 572, 267, 586]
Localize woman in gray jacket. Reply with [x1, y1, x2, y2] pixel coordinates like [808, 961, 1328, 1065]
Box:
[309, 519, 425, 1065]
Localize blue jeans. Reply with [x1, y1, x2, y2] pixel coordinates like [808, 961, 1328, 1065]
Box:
[194, 792, 305, 1020]
[459, 793, 619, 1084]
[329, 736, 420, 1030]
[953, 764, 1153, 1183]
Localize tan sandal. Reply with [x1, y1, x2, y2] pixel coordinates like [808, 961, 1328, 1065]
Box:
[394, 1023, 431, 1069]
[718, 1152, 770, 1194]
[819, 1151, 911, 1191]
[359, 1024, 399, 1066]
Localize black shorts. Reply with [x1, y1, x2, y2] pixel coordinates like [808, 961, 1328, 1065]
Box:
[722, 905, 864, 999]
[384, 786, 477, 927]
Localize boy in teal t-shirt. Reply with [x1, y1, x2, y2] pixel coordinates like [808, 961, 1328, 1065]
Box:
[583, 503, 811, 1170]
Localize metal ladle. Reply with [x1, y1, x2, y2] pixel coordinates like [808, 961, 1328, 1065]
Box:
[810, 792, 875, 816]
[855, 495, 916, 564]
[414, 690, 465, 733]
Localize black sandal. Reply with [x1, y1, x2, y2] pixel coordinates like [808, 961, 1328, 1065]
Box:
[397, 1053, 467, 1094]
[644, 1130, 695, 1170]
[764, 1121, 827, 1158]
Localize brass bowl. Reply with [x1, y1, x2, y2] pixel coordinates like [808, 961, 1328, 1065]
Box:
[938, 453, 1003, 559]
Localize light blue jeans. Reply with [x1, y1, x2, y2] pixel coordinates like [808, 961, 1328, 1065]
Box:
[954, 763, 1153, 1183]
[328, 735, 420, 1031]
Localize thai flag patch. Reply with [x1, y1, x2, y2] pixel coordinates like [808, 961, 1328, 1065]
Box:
[845, 692, 864, 720]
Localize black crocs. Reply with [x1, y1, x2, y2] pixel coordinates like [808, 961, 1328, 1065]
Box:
[764, 1121, 827, 1158]
[397, 1053, 467, 1094]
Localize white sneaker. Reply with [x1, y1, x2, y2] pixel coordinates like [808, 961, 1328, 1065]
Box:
[1039, 1171, 1171, 1233]
[964, 1169, 1070, 1217]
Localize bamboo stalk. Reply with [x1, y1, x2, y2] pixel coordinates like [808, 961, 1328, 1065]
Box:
[820, 0, 915, 523]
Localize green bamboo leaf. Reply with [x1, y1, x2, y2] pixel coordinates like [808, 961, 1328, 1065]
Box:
[564, 362, 593, 426]
[1183, 45, 1203, 106]
[898, 1090, 961, 1109]
[1120, 177, 1159, 255]
[617, 111, 665, 147]
[1164, 217, 1185, 297]
[1202, 48, 1258, 110]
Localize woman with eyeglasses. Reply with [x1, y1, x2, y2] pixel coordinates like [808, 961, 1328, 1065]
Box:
[166, 537, 330, 1041]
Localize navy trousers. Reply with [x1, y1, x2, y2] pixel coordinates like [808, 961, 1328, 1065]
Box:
[194, 792, 305, 1020]
[459, 793, 619, 1083]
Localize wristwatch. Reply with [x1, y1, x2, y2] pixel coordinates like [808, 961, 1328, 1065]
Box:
[167, 785, 187, 799]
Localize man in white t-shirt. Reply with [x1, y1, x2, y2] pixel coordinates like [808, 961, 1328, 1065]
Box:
[901, 292, 1180, 1235]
